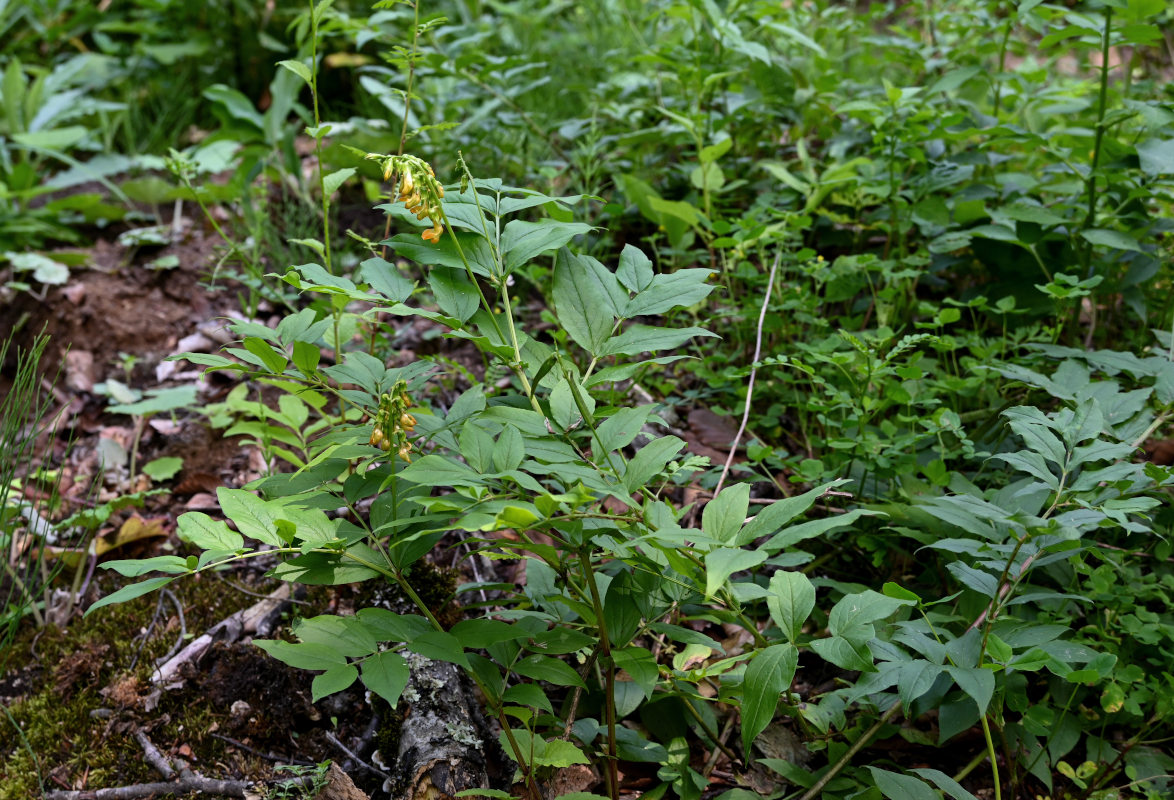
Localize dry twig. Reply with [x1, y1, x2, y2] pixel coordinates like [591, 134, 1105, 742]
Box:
[713, 252, 781, 498]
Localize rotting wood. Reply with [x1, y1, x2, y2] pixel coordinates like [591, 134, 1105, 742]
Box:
[317, 762, 372, 800]
[381, 652, 501, 800]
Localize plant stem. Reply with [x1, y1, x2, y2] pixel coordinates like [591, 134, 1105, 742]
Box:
[381, 0, 422, 258]
[578, 550, 619, 800]
[307, 0, 332, 275]
[1080, 6, 1112, 279]
[981, 712, 1002, 800]
[797, 702, 902, 800]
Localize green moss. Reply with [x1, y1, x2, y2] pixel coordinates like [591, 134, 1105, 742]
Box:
[1, 688, 157, 798]
[0, 571, 280, 797]
[370, 694, 403, 767]
[406, 561, 460, 629]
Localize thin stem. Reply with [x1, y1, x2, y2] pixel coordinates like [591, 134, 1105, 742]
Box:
[578, 550, 619, 800]
[381, 0, 422, 258]
[307, 0, 332, 275]
[981, 713, 1003, 800]
[1080, 7, 1112, 278]
[797, 702, 903, 800]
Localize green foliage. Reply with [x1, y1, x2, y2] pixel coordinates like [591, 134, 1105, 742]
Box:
[19, 0, 1172, 798]
[0, 330, 62, 660]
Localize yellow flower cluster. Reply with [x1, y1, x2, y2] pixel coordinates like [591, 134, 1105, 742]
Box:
[366, 153, 445, 243]
[369, 381, 416, 462]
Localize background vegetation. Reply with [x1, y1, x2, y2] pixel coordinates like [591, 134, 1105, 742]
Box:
[3, 1, 1174, 799]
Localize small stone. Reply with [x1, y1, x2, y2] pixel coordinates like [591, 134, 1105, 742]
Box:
[64, 350, 95, 392]
[175, 332, 214, 353]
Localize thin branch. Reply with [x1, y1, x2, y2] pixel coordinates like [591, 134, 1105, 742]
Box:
[713, 252, 780, 497]
[324, 731, 391, 780]
[797, 701, 903, 800]
[209, 733, 315, 767]
[42, 774, 314, 800]
[134, 730, 174, 780]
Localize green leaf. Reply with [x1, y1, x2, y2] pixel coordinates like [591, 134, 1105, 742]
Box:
[253, 639, 346, 671]
[360, 257, 414, 303]
[622, 435, 685, 493]
[828, 590, 912, 642]
[512, 654, 587, 688]
[598, 324, 717, 357]
[1080, 228, 1142, 252]
[361, 651, 410, 706]
[616, 244, 654, 292]
[538, 739, 590, 767]
[322, 167, 355, 197]
[427, 267, 479, 323]
[810, 634, 875, 671]
[101, 556, 192, 577]
[1137, 137, 1174, 177]
[767, 571, 816, 644]
[177, 511, 243, 551]
[947, 562, 1000, 598]
[613, 647, 658, 699]
[738, 480, 847, 544]
[910, 768, 980, 800]
[295, 614, 378, 657]
[699, 137, 733, 164]
[703, 483, 751, 544]
[741, 644, 798, 756]
[898, 661, 945, 708]
[498, 730, 590, 768]
[451, 619, 531, 649]
[493, 425, 525, 473]
[593, 406, 654, 454]
[459, 421, 495, 473]
[502, 683, 554, 714]
[7, 252, 70, 284]
[623, 269, 714, 317]
[882, 582, 921, 604]
[927, 65, 982, 94]
[603, 575, 643, 650]
[242, 337, 289, 374]
[869, 767, 939, 800]
[501, 220, 593, 272]
[407, 631, 470, 668]
[13, 126, 88, 150]
[400, 455, 485, 487]
[704, 548, 768, 597]
[387, 231, 495, 277]
[277, 59, 313, 84]
[203, 84, 264, 129]
[312, 664, 358, 702]
[172, 352, 239, 370]
[216, 488, 286, 546]
[3, 59, 25, 133]
[948, 666, 995, 714]
[86, 575, 176, 614]
[999, 201, 1067, 227]
[553, 248, 620, 354]
[760, 508, 875, 552]
[142, 456, 183, 481]
[106, 385, 198, 416]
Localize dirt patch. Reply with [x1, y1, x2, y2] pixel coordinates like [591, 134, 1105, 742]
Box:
[0, 225, 229, 387]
